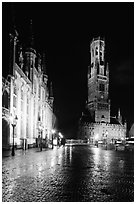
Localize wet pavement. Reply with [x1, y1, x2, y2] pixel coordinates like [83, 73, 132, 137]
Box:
[2, 145, 134, 202]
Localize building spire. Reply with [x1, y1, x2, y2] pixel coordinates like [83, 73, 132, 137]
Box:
[42, 53, 47, 74]
[118, 108, 121, 118]
[106, 62, 109, 76]
[27, 19, 34, 49]
[118, 108, 122, 124]
[49, 82, 53, 97]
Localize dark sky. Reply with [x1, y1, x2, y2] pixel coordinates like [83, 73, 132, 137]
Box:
[3, 2, 134, 138]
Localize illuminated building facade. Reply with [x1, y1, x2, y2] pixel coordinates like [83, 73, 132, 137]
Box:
[2, 27, 55, 149]
[78, 37, 127, 144]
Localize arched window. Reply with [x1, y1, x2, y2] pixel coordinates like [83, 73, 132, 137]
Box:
[2, 90, 9, 109]
[95, 47, 98, 55]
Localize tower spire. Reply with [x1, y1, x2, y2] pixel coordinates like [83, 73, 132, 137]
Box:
[118, 108, 122, 124]
[42, 53, 47, 74]
[49, 82, 53, 97]
[106, 62, 109, 76]
[118, 108, 121, 118]
[27, 19, 34, 49]
[24, 19, 36, 78]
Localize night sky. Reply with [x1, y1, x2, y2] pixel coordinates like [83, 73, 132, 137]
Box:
[3, 2, 134, 138]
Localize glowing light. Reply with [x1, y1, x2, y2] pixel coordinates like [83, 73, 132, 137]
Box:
[51, 158, 55, 167]
[53, 138, 57, 145]
[95, 134, 99, 140]
[58, 132, 63, 138]
[51, 129, 56, 134]
[69, 146, 72, 163]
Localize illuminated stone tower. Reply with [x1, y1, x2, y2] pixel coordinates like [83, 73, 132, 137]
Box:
[88, 37, 110, 123]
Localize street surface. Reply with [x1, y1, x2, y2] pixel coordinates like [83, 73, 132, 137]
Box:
[2, 145, 134, 202]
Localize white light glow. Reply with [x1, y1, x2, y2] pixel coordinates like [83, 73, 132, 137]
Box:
[95, 134, 99, 140]
[58, 132, 63, 138]
[53, 139, 57, 145]
[51, 129, 56, 134]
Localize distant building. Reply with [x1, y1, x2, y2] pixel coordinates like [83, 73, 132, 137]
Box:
[78, 37, 127, 144]
[2, 24, 55, 150]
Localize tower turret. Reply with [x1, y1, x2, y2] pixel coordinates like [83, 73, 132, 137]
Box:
[88, 37, 110, 123]
[42, 53, 47, 74]
[90, 37, 105, 78]
[49, 82, 53, 98]
[24, 20, 36, 79]
[106, 62, 109, 77]
[118, 108, 122, 124]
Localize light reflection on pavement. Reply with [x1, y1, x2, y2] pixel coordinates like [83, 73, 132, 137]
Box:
[2, 146, 134, 202]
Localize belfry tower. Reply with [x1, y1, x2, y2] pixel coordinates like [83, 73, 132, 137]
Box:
[88, 37, 110, 123]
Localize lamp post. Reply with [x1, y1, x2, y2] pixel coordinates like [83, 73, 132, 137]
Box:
[59, 132, 65, 146]
[38, 118, 43, 151]
[10, 115, 18, 156]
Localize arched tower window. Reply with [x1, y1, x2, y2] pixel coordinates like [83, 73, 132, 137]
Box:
[95, 47, 98, 55]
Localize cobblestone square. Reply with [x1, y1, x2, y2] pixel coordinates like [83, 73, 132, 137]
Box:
[2, 146, 134, 202]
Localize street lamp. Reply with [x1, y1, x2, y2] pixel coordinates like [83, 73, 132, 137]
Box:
[39, 124, 42, 151]
[10, 115, 18, 156]
[58, 132, 65, 146]
[38, 117, 43, 151]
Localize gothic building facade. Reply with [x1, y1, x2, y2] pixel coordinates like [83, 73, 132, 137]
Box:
[78, 37, 127, 144]
[2, 26, 56, 150]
